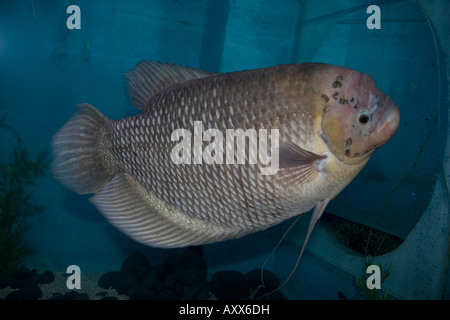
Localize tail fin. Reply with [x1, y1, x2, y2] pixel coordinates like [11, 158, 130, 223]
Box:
[52, 103, 113, 194]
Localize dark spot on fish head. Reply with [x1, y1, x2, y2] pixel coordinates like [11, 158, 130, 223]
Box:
[332, 92, 339, 100]
[332, 81, 341, 88]
[321, 94, 329, 103]
[339, 98, 349, 105]
[351, 97, 359, 109]
[344, 148, 360, 158]
[332, 75, 343, 88]
[345, 137, 352, 148]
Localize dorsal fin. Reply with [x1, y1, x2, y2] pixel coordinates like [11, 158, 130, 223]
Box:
[125, 60, 216, 110]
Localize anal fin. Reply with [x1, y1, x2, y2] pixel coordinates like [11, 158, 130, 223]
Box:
[90, 173, 236, 248]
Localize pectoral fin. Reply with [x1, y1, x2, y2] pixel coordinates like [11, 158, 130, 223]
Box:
[276, 141, 327, 186]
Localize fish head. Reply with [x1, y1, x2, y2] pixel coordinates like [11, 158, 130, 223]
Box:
[320, 68, 400, 165]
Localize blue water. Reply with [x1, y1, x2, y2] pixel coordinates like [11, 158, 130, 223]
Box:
[0, 0, 447, 299]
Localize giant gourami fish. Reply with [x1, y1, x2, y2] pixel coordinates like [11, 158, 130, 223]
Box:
[52, 61, 399, 256]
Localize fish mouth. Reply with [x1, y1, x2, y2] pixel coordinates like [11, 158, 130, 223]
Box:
[370, 96, 400, 149]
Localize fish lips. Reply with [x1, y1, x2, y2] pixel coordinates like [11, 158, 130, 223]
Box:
[368, 96, 400, 151]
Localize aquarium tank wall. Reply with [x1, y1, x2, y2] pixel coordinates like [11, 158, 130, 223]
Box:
[0, 0, 448, 300]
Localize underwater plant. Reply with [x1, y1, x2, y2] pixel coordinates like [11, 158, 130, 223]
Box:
[322, 212, 403, 256]
[0, 123, 48, 275]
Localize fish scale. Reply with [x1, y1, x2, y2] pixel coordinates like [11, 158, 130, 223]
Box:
[124, 80, 280, 226]
[52, 61, 399, 250]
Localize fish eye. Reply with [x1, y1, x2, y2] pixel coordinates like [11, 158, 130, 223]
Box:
[359, 113, 370, 125]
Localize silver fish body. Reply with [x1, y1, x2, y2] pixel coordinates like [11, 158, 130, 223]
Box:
[52, 61, 400, 248]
